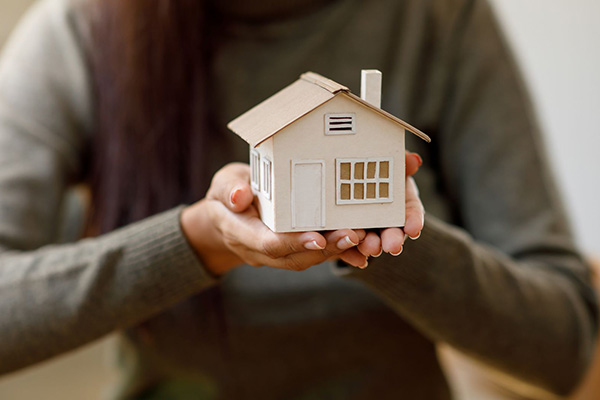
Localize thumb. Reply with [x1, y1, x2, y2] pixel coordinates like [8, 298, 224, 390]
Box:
[207, 162, 254, 213]
[405, 151, 423, 177]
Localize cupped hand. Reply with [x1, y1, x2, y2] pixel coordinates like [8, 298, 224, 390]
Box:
[181, 163, 367, 276]
[342, 151, 425, 264]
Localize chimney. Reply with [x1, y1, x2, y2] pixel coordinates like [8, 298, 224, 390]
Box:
[360, 69, 382, 108]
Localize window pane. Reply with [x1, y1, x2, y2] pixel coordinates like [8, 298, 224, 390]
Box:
[367, 162, 376, 179]
[266, 164, 270, 193]
[341, 184, 351, 200]
[354, 162, 364, 179]
[340, 163, 351, 180]
[379, 182, 389, 198]
[366, 183, 376, 199]
[379, 161, 389, 178]
[354, 183, 364, 199]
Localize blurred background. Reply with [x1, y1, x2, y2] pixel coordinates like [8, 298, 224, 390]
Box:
[0, 0, 598, 399]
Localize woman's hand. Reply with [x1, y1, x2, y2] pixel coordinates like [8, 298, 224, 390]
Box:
[181, 151, 425, 276]
[181, 163, 366, 276]
[339, 151, 425, 264]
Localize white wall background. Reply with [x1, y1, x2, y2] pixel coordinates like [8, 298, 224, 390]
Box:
[489, 0, 600, 256]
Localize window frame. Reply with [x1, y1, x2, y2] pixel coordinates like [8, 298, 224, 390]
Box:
[324, 113, 356, 135]
[336, 158, 393, 205]
[261, 157, 273, 200]
[250, 149, 260, 191]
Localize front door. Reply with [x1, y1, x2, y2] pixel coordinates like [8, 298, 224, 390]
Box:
[292, 161, 325, 229]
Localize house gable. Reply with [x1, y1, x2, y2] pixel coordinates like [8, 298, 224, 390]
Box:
[271, 94, 407, 231]
[273, 93, 408, 145]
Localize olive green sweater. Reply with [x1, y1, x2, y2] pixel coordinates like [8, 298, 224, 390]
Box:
[0, 0, 596, 398]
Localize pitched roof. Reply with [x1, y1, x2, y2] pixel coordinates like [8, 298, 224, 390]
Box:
[228, 72, 431, 147]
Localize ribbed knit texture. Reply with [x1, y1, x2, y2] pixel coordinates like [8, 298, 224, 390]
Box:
[0, 207, 216, 373]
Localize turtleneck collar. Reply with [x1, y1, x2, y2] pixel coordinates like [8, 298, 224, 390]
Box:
[210, 0, 338, 22]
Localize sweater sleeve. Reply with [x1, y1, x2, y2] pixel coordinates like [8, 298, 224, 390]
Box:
[0, 0, 216, 374]
[350, 0, 597, 395]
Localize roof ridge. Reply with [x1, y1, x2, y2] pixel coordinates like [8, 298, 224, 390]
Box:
[229, 72, 430, 146]
[300, 72, 349, 94]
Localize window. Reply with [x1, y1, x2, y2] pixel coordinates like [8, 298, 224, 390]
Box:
[261, 157, 272, 200]
[325, 113, 356, 135]
[250, 149, 260, 190]
[336, 158, 393, 204]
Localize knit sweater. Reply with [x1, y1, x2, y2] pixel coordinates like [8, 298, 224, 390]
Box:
[0, 0, 596, 398]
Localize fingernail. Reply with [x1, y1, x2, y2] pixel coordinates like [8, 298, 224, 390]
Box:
[304, 240, 325, 251]
[414, 154, 423, 167]
[358, 260, 369, 269]
[409, 232, 421, 240]
[230, 188, 242, 206]
[337, 236, 358, 250]
[390, 246, 403, 256]
[374, 248, 383, 257]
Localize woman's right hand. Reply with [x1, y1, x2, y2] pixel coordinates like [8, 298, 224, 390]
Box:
[181, 163, 367, 277]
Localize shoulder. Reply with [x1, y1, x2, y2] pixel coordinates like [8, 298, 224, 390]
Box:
[16, 0, 95, 49]
[0, 0, 96, 174]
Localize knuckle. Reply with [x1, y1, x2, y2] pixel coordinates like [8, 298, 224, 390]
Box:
[261, 237, 283, 259]
[320, 249, 335, 259]
[285, 255, 308, 271]
[285, 238, 298, 254]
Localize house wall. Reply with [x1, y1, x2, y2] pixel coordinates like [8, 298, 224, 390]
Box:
[272, 94, 406, 232]
[252, 139, 276, 231]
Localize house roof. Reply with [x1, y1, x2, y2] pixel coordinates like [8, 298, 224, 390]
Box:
[228, 72, 431, 147]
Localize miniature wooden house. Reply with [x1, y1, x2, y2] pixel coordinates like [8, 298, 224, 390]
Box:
[228, 70, 430, 233]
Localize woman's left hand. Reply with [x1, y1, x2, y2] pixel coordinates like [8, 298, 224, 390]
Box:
[340, 151, 425, 266]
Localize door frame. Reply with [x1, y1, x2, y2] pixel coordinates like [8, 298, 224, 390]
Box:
[291, 160, 326, 230]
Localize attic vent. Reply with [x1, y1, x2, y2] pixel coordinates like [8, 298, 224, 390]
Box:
[325, 113, 356, 135]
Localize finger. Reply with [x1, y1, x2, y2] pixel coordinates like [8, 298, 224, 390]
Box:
[405, 151, 423, 177]
[267, 250, 342, 271]
[339, 248, 369, 269]
[323, 229, 362, 251]
[381, 227, 405, 255]
[357, 231, 382, 257]
[208, 199, 327, 258]
[276, 250, 333, 271]
[354, 229, 367, 242]
[207, 163, 254, 213]
[404, 176, 425, 239]
[261, 229, 329, 258]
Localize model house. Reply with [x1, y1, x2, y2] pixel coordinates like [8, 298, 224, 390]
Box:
[228, 70, 430, 232]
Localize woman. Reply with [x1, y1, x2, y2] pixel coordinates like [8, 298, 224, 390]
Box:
[0, 0, 596, 398]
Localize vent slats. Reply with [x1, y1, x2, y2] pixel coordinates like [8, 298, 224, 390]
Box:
[325, 113, 355, 135]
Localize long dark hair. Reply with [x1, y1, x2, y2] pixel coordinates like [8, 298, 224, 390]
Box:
[87, 4, 237, 381]
[88, 0, 216, 234]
